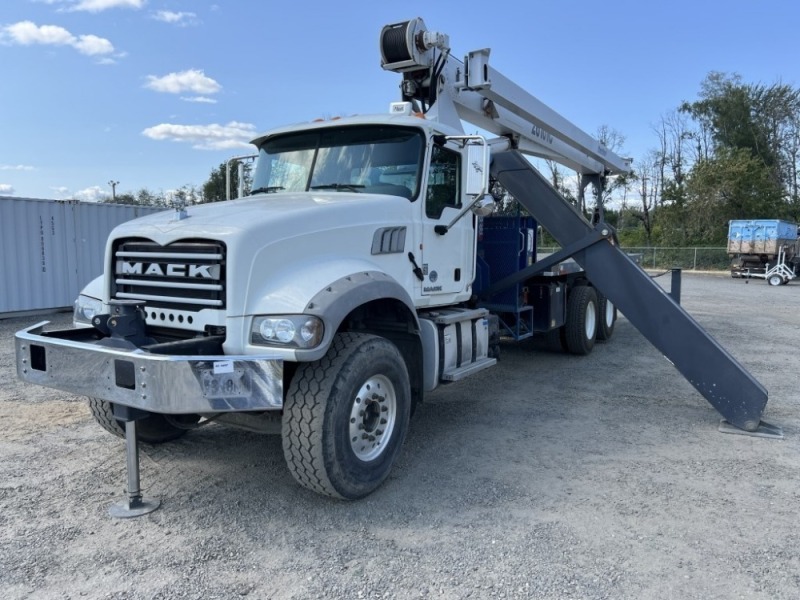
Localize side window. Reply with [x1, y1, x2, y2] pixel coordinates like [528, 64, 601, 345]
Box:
[426, 145, 461, 219]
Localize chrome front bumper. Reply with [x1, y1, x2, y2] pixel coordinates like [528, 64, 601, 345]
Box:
[15, 322, 284, 414]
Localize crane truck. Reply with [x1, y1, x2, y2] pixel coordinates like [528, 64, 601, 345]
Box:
[15, 18, 771, 516]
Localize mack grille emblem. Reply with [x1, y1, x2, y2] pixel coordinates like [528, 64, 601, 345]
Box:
[117, 262, 219, 279]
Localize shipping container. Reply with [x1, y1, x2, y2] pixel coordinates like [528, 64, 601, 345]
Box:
[0, 197, 164, 316]
[727, 219, 799, 257]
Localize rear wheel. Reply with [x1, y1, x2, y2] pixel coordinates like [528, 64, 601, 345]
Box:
[564, 286, 598, 355]
[87, 397, 191, 444]
[768, 274, 784, 286]
[282, 333, 411, 499]
[596, 293, 617, 341]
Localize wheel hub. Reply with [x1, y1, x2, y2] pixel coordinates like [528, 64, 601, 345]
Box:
[604, 299, 615, 328]
[348, 375, 397, 461]
[585, 300, 597, 339]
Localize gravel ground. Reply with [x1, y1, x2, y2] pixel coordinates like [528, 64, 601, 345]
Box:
[1, 272, 799, 600]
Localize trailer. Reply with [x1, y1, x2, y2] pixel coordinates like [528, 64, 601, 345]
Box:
[728, 219, 800, 284]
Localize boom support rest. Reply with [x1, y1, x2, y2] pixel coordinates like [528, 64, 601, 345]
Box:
[490, 150, 768, 431]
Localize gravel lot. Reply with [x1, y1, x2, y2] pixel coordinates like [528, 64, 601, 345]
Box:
[1, 272, 799, 600]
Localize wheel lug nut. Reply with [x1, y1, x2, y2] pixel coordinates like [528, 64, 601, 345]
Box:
[376, 429, 383, 435]
[380, 418, 387, 425]
[368, 435, 376, 442]
[362, 433, 369, 439]
[381, 406, 388, 412]
[359, 410, 365, 416]
[358, 424, 364, 430]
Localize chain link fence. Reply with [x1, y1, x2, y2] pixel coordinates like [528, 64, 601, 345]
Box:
[538, 246, 730, 271]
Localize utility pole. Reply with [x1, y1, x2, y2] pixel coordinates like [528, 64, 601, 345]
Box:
[108, 180, 119, 202]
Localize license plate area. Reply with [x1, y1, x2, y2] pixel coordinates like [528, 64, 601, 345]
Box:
[199, 367, 251, 399]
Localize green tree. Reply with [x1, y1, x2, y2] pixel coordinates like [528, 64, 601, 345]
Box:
[682, 72, 800, 198]
[644, 72, 800, 246]
[102, 187, 168, 207]
[680, 148, 784, 245]
[202, 160, 254, 203]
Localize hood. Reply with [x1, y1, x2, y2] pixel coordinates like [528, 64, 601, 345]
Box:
[105, 191, 418, 317]
[109, 192, 407, 245]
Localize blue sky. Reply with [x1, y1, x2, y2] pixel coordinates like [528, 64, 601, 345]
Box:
[1, 0, 798, 201]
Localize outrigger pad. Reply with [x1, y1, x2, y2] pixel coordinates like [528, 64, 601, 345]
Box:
[718, 420, 784, 439]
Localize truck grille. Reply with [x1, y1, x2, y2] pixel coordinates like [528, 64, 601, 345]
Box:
[112, 239, 226, 311]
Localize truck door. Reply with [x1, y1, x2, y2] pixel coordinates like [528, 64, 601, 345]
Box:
[420, 144, 474, 298]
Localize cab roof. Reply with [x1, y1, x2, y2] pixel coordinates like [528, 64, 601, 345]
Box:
[250, 112, 463, 147]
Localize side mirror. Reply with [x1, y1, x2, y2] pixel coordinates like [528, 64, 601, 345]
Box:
[470, 195, 495, 217]
[464, 142, 489, 197]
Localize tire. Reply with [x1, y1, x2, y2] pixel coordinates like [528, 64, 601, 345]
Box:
[768, 274, 783, 286]
[87, 397, 190, 444]
[596, 292, 617, 341]
[564, 285, 598, 355]
[282, 332, 411, 499]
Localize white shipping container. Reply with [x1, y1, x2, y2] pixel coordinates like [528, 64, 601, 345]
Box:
[0, 197, 165, 316]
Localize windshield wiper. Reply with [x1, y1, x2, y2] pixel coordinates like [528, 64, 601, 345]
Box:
[309, 183, 365, 192]
[250, 186, 285, 194]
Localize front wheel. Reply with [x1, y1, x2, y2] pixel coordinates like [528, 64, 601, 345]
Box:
[282, 333, 411, 499]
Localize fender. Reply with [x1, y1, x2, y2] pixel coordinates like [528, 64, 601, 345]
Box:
[80, 275, 105, 301]
[295, 270, 419, 362]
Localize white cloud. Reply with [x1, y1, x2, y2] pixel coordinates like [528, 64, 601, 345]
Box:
[145, 69, 221, 95]
[0, 21, 115, 57]
[51, 186, 70, 198]
[142, 121, 257, 150]
[73, 185, 107, 202]
[73, 34, 114, 55]
[69, 0, 145, 12]
[0, 164, 34, 171]
[151, 10, 198, 26]
[0, 184, 15, 194]
[181, 96, 217, 104]
[2, 21, 74, 46]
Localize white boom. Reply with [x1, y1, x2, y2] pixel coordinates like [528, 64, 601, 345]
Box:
[380, 18, 632, 177]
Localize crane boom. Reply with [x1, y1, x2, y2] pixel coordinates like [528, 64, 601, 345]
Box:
[381, 18, 772, 434]
[380, 18, 632, 176]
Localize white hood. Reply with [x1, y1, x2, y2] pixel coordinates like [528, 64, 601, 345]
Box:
[106, 192, 418, 316]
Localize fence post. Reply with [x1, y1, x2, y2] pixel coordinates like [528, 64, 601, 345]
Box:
[671, 268, 682, 304]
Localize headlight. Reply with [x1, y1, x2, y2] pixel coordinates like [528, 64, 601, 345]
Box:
[73, 295, 103, 326]
[251, 315, 324, 348]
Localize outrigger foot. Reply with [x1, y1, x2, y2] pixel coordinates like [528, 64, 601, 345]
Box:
[718, 419, 783, 439]
[108, 409, 161, 518]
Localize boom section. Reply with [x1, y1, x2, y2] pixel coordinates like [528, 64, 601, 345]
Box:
[380, 18, 632, 176]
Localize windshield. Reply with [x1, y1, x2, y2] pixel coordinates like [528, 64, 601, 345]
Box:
[251, 126, 424, 200]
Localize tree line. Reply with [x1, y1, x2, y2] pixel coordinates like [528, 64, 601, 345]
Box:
[547, 72, 800, 247]
[103, 160, 253, 208]
[109, 71, 800, 247]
